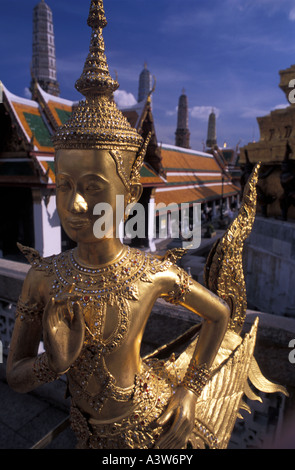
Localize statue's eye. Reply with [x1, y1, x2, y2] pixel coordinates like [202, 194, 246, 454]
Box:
[85, 184, 102, 192]
[56, 180, 71, 191]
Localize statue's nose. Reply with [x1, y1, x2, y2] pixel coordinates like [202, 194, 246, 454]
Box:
[71, 192, 88, 213]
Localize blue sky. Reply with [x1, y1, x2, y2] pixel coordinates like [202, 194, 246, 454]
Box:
[1, 0, 295, 151]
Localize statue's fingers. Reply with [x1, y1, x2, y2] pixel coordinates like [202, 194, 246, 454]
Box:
[160, 414, 185, 448]
[72, 302, 85, 332]
[44, 297, 56, 327]
[157, 407, 174, 427]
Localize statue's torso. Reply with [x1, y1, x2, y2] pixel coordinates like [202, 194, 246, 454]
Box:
[29, 246, 190, 421]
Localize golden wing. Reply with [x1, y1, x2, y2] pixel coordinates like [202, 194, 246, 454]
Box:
[168, 319, 288, 449]
[204, 163, 260, 334]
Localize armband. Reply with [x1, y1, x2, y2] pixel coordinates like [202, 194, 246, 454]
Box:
[182, 360, 211, 397]
[164, 269, 192, 305]
[15, 298, 43, 324]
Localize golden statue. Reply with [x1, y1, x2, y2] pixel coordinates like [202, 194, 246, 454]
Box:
[7, 0, 287, 449]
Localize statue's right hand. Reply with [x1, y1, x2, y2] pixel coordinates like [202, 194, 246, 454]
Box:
[43, 289, 85, 375]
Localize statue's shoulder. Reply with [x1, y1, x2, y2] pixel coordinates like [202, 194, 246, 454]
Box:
[149, 247, 188, 270]
[161, 247, 188, 264]
[130, 247, 188, 283]
[130, 246, 187, 265]
[17, 243, 58, 277]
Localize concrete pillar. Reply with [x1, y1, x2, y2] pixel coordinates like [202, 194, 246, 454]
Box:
[32, 189, 61, 257]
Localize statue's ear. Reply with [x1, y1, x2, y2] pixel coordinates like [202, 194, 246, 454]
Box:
[124, 183, 143, 221]
[129, 182, 143, 205]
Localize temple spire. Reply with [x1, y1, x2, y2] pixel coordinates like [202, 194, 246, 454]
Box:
[175, 89, 190, 149]
[138, 63, 152, 103]
[31, 0, 60, 96]
[206, 108, 217, 148]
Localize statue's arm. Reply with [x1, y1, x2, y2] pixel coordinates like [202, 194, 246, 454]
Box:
[178, 279, 230, 366]
[156, 269, 230, 448]
[6, 269, 58, 393]
[161, 267, 230, 366]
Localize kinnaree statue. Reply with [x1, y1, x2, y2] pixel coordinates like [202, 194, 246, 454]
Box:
[7, 0, 287, 449]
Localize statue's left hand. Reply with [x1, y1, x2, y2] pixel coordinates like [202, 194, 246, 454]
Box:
[43, 291, 85, 375]
[155, 386, 197, 449]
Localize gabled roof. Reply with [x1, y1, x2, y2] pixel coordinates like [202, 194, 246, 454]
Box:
[120, 99, 148, 130]
[2, 83, 53, 153]
[121, 96, 164, 177]
[34, 83, 74, 129]
[155, 143, 239, 206]
[1, 84, 164, 187]
[1, 85, 239, 200]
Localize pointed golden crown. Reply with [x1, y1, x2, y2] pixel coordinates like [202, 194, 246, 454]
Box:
[52, 0, 143, 152]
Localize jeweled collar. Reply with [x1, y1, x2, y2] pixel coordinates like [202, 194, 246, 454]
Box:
[51, 246, 151, 299]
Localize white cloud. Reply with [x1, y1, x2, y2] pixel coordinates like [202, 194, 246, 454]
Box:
[190, 106, 221, 121]
[165, 105, 221, 121]
[274, 103, 288, 110]
[114, 89, 137, 108]
[240, 103, 288, 119]
[166, 106, 178, 117]
[24, 87, 31, 99]
[240, 107, 269, 118]
[289, 7, 295, 20]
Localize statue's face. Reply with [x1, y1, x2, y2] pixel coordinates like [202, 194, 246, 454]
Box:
[55, 149, 129, 244]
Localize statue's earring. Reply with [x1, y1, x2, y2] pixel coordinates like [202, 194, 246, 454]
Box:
[130, 132, 152, 186]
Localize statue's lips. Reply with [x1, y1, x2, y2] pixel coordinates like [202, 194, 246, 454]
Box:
[66, 218, 91, 229]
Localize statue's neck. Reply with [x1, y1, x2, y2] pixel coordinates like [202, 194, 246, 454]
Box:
[74, 239, 126, 268]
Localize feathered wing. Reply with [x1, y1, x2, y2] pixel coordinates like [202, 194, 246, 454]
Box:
[183, 163, 288, 448]
[164, 164, 287, 449]
[204, 163, 260, 334]
[166, 318, 288, 449]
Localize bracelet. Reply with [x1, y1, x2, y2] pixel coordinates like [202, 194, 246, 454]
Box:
[182, 360, 211, 397]
[33, 353, 59, 384]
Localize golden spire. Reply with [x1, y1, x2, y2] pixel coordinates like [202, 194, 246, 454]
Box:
[75, 0, 118, 98]
[53, 0, 143, 152]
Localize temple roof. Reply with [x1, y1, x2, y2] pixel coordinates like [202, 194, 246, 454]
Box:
[2, 83, 53, 153]
[0, 84, 164, 187]
[155, 144, 239, 206]
[1, 84, 238, 202]
[34, 83, 73, 129]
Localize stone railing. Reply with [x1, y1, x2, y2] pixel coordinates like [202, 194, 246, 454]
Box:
[0, 258, 29, 355]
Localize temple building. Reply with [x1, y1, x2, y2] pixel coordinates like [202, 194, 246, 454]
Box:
[240, 64, 295, 221]
[239, 64, 295, 317]
[0, 0, 239, 258]
[175, 89, 190, 149]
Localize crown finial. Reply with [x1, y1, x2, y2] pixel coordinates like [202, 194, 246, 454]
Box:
[75, 0, 118, 98]
[87, 0, 107, 29]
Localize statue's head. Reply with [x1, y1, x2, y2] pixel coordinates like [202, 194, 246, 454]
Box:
[53, 0, 149, 243]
